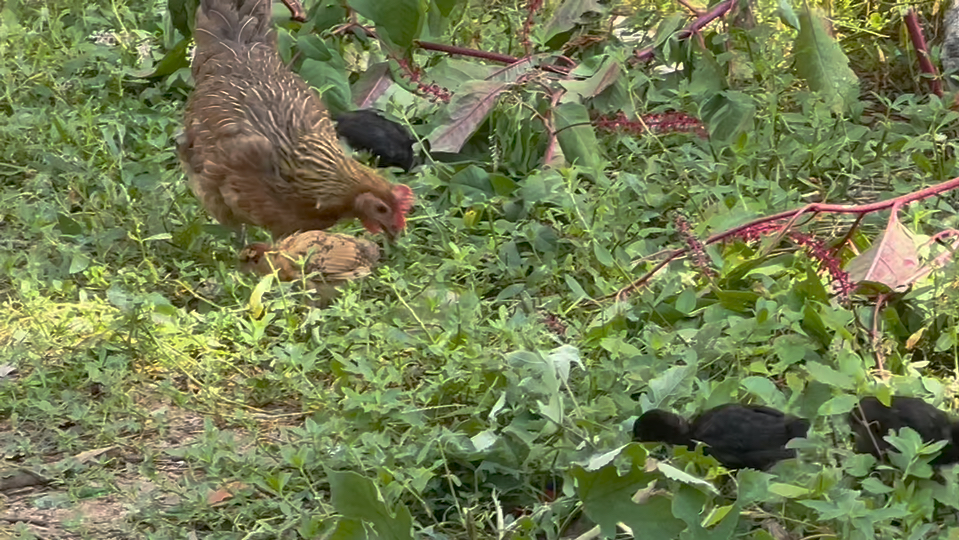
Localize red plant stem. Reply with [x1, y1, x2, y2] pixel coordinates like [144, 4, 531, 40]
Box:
[612, 175, 959, 300]
[676, 0, 705, 16]
[904, 9, 943, 97]
[706, 176, 959, 246]
[415, 41, 570, 74]
[279, 0, 306, 22]
[416, 41, 520, 64]
[633, 0, 735, 62]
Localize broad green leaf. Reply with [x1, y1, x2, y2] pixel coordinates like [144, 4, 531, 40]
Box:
[249, 275, 273, 319]
[674, 289, 697, 315]
[328, 470, 413, 540]
[737, 469, 774, 505]
[700, 90, 755, 142]
[572, 461, 684, 539]
[553, 102, 604, 177]
[565, 275, 590, 300]
[134, 37, 190, 78]
[657, 462, 719, 494]
[168, 0, 197, 38]
[714, 290, 761, 313]
[817, 394, 858, 415]
[793, 6, 859, 113]
[778, 0, 800, 29]
[299, 59, 352, 113]
[449, 165, 494, 204]
[560, 57, 622, 103]
[470, 429, 497, 452]
[585, 445, 630, 470]
[593, 242, 614, 267]
[804, 361, 854, 390]
[434, 0, 459, 17]
[741, 376, 785, 408]
[768, 482, 812, 498]
[348, 0, 424, 49]
[330, 518, 367, 540]
[542, 0, 605, 44]
[309, 0, 350, 33]
[69, 252, 90, 274]
[546, 344, 583, 385]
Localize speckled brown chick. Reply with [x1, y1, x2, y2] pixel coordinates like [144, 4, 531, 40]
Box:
[179, 0, 413, 240]
[238, 231, 380, 304]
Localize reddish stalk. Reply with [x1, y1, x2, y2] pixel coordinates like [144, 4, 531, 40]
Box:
[904, 9, 943, 97]
[633, 0, 735, 62]
[611, 175, 959, 300]
[416, 41, 520, 64]
[415, 41, 570, 74]
[280, 0, 306, 21]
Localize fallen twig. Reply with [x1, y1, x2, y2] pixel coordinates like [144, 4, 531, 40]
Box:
[904, 9, 942, 97]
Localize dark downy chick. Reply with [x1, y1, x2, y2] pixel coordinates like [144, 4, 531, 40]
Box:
[634, 404, 810, 470]
[334, 110, 417, 171]
[850, 396, 959, 465]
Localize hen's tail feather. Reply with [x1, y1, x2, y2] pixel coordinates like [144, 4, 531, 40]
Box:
[195, 0, 273, 50]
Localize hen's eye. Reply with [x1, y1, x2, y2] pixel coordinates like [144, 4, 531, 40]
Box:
[376, 205, 389, 214]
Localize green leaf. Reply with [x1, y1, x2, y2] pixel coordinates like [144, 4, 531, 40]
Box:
[328, 470, 413, 540]
[308, 0, 350, 33]
[348, 0, 424, 49]
[553, 102, 604, 177]
[817, 394, 858, 416]
[768, 482, 812, 498]
[593, 242, 614, 267]
[572, 460, 685, 539]
[434, 0, 459, 17]
[299, 59, 352, 113]
[674, 289, 697, 315]
[565, 274, 590, 300]
[134, 37, 190, 78]
[793, 5, 859, 113]
[69, 252, 90, 274]
[542, 0, 605, 44]
[168, 0, 198, 38]
[249, 275, 274, 319]
[805, 361, 854, 390]
[657, 462, 719, 494]
[778, 0, 800, 29]
[559, 57, 622, 102]
[700, 90, 756, 142]
[737, 469, 774, 505]
[448, 165, 493, 204]
[714, 290, 760, 313]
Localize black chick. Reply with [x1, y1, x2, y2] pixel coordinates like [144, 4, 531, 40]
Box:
[850, 396, 959, 465]
[633, 404, 810, 470]
[334, 109, 416, 171]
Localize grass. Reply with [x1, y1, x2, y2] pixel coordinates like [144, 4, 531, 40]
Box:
[4, 0, 959, 538]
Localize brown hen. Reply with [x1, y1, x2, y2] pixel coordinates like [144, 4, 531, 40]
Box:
[239, 230, 380, 304]
[179, 0, 413, 239]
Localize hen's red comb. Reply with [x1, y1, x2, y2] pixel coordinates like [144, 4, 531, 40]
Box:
[392, 184, 414, 230]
